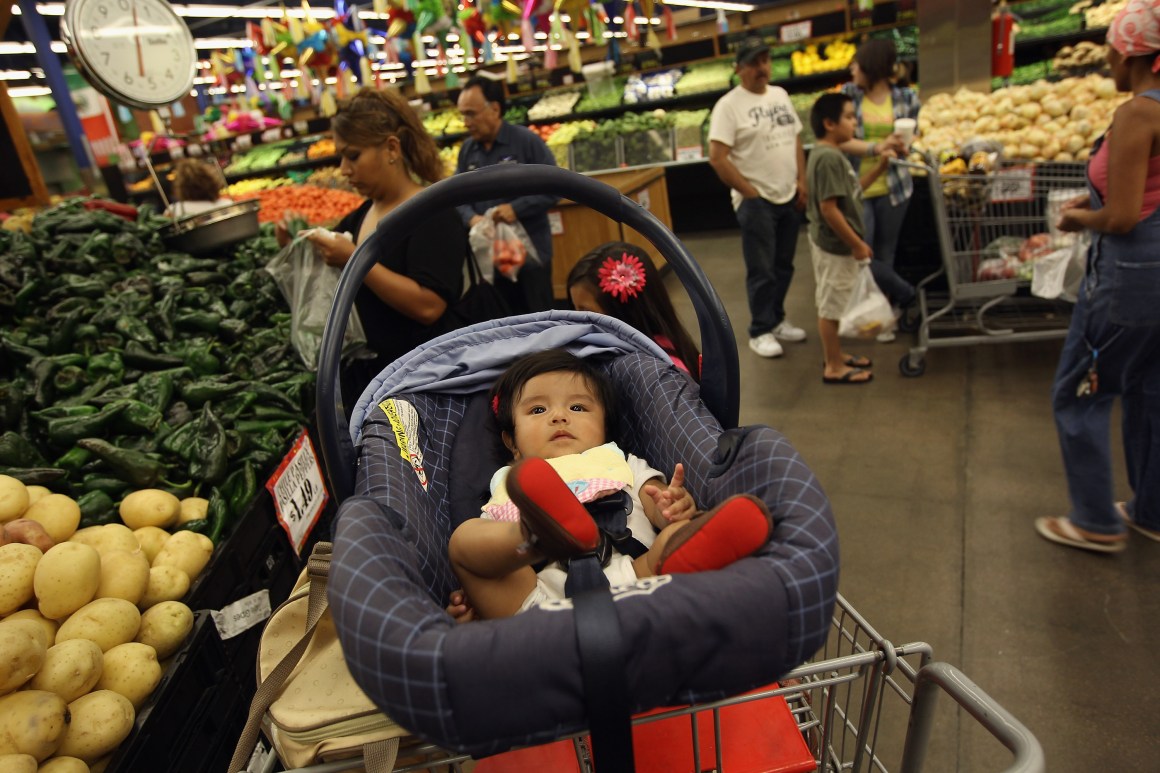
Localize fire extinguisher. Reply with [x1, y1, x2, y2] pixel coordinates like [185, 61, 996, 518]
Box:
[992, 1, 1016, 78]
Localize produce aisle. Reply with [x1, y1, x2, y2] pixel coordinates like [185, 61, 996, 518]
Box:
[0, 203, 330, 771]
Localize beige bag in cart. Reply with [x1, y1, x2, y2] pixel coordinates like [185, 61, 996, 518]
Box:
[228, 542, 416, 772]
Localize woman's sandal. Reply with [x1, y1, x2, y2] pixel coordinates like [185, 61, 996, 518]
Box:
[507, 457, 600, 562]
[656, 494, 773, 574]
[1034, 516, 1127, 554]
[1116, 501, 1160, 542]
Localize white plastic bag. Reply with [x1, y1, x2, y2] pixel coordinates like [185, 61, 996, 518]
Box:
[839, 265, 897, 339]
[1032, 240, 1087, 302]
[264, 234, 370, 370]
[467, 207, 541, 281]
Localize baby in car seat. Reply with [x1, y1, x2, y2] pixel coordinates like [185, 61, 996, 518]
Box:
[446, 349, 773, 621]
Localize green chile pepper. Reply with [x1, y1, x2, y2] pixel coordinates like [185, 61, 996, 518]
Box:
[77, 490, 117, 527]
[114, 399, 163, 435]
[81, 473, 131, 498]
[75, 438, 167, 488]
[55, 446, 94, 472]
[114, 316, 158, 347]
[189, 404, 229, 486]
[0, 467, 67, 485]
[120, 341, 184, 370]
[179, 378, 241, 406]
[0, 431, 46, 467]
[46, 401, 126, 446]
[205, 489, 231, 543]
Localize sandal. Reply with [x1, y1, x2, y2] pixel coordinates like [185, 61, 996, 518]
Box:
[1034, 516, 1127, 554]
[656, 495, 773, 575]
[1116, 501, 1160, 542]
[822, 367, 873, 385]
[507, 457, 600, 562]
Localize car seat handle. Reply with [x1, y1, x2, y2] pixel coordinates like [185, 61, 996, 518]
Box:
[317, 164, 740, 502]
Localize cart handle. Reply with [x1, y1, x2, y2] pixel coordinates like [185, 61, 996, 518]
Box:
[899, 661, 1045, 773]
[316, 163, 740, 503]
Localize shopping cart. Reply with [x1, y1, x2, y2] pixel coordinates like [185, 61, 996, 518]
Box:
[896, 157, 1087, 377]
[249, 592, 1044, 773]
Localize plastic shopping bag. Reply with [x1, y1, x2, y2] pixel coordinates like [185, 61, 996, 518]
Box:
[839, 265, 896, 339]
[467, 208, 541, 282]
[264, 232, 370, 370]
[1032, 240, 1087, 302]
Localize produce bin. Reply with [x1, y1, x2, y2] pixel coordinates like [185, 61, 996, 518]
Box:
[621, 128, 676, 167]
[105, 612, 249, 773]
[570, 135, 622, 173]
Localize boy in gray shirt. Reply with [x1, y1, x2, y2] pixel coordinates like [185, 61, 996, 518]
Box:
[806, 93, 893, 385]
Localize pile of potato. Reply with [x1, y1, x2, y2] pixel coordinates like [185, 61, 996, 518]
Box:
[915, 74, 1131, 162]
[0, 475, 211, 772]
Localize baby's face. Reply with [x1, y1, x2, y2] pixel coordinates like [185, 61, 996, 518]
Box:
[507, 372, 607, 461]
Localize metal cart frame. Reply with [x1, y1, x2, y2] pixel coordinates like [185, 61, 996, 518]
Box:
[254, 592, 1044, 773]
[896, 158, 1086, 377]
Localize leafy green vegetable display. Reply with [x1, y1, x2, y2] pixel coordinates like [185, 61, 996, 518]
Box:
[0, 200, 313, 540]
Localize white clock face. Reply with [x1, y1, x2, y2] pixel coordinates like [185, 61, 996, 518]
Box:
[63, 0, 196, 110]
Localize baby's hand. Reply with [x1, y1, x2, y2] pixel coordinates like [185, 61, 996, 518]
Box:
[643, 463, 696, 523]
[446, 589, 475, 624]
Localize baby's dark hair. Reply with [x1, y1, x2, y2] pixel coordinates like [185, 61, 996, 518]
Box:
[811, 93, 853, 139]
[488, 350, 619, 460]
[173, 158, 224, 203]
[565, 242, 701, 383]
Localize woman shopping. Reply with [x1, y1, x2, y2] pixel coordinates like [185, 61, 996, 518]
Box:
[839, 38, 918, 340]
[279, 87, 469, 404]
[1035, 0, 1160, 553]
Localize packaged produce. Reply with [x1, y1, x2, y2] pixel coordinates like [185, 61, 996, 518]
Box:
[624, 69, 683, 104]
[528, 89, 583, 120]
[675, 61, 733, 95]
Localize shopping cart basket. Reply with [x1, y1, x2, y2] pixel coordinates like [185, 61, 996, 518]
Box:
[896, 158, 1087, 377]
[246, 592, 1044, 773]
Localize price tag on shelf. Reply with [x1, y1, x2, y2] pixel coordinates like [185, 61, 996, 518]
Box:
[636, 189, 651, 210]
[235, 134, 253, 151]
[548, 211, 564, 235]
[266, 430, 329, 555]
[990, 166, 1035, 203]
[676, 146, 705, 162]
[293, 120, 309, 135]
[211, 590, 271, 640]
[261, 128, 282, 143]
[169, 145, 185, 160]
[780, 20, 812, 43]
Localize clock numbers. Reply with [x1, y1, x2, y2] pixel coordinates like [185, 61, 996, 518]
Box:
[140, 3, 151, 17]
[166, 69, 174, 79]
[96, 4, 107, 16]
[117, 0, 129, 10]
[147, 75, 156, 89]
[123, 72, 133, 85]
[101, 52, 110, 65]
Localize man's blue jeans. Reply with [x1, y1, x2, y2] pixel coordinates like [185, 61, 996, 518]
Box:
[736, 197, 801, 339]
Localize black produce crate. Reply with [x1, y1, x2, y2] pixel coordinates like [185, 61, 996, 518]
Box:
[105, 612, 249, 773]
[184, 488, 276, 613]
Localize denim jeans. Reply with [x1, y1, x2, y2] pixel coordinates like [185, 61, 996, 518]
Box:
[1052, 251, 1160, 535]
[863, 195, 915, 306]
[736, 197, 801, 339]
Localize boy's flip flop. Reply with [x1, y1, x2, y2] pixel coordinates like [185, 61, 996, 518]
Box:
[1116, 501, 1160, 542]
[656, 495, 773, 575]
[507, 457, 600, 562]
[1034, 516, 1127, 553]
[822, 367, 873, 385]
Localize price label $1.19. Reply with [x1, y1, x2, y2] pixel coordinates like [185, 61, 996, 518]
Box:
[267, 430, 329, 554]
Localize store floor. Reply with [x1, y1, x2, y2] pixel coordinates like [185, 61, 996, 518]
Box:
[666, 230, 1160, 773]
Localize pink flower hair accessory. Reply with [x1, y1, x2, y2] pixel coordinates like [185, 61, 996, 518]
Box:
[597, 253, 647, 303]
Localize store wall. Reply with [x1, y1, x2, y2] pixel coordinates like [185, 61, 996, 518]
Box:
[918, 0, 992, 96]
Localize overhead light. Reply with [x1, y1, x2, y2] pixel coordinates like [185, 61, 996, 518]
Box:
[194, 38, 256, 50]
[7, 85, 53, 97]
[0, 70, 32, 80]
[0, 41, 66, 54]
[663, 0, 755, 10]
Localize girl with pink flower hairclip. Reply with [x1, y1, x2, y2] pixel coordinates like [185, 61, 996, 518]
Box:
[566, 242, 702, 382]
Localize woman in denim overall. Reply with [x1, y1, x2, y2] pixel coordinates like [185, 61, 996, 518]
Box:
[1036, 0, 1160, 553]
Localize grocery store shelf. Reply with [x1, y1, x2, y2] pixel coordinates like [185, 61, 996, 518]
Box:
[224, 154, 341, 183]
[1015, 26, 1108, 50]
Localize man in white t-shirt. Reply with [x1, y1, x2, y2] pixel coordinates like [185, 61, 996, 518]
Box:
[709, 37, 808, 358]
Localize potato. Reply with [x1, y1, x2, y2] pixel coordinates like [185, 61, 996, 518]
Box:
[2, 521, 53, 553]
[0, 544, 42, 616]
[22, 496, 81, 544]
[136, 602, 193, 660]
[137, 566, 189, 610]
[118, 490, 179, 531]
[56, 599, 140, 653]
[95, 643, 160, 709]
[86, 760, 108, 773]
[177, 497, 208, 525]
[151, 531, 213, 582]
[56, 691, 134, 764]
[94, 550, 150, 606]
[130, 528, 169, 565]
[23, 487, 51, 508]
[0, 754, 37, 773]
[29, 639, 103, 702]
[0, 476, 29, 524]
[33, 543, 100, 621]
[68, 525, 137, 559]
[0, 619, 48, 695]
[0, 690, 68, 760]
[2, 611, 57, 649]
[36, 758, 89, 773]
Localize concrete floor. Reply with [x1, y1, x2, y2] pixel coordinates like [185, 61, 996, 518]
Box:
[668, 230, 1160, 773]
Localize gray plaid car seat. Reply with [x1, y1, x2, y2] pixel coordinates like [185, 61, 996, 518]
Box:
[316, 166, 840, 764]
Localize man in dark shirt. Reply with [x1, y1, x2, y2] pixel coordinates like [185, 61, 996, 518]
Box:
[455, 76, 558, 313]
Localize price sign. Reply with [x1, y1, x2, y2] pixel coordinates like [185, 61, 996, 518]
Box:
[261, 128, 283, 143]
[636, 188, 651, 210]
[548, 210, 564, 235]
[780, 20, 812, 43]
[266, 430, 329, 554]
[676, 145, 704, 161]
[850, 0, 875, 29]
[169, 145, 185, 160]
[211, 590, 271, 640]
[293, 120, 309, 134]
[990, 166, 1035, 202]
[234, 134, 253, 151]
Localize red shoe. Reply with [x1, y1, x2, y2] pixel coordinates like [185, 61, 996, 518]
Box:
[507, 457, 600, 562]
[656, 495, 773, 575]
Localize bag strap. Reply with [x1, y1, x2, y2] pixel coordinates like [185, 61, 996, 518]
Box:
[464, 244, 485, 290]
[573, 588, 635, 773]
[229, 542, 397, 773]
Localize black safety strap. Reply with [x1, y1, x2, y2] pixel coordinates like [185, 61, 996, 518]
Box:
[573, 588, 634, 773]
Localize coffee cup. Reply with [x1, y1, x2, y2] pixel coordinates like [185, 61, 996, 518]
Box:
[894, 118, 917, 147]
